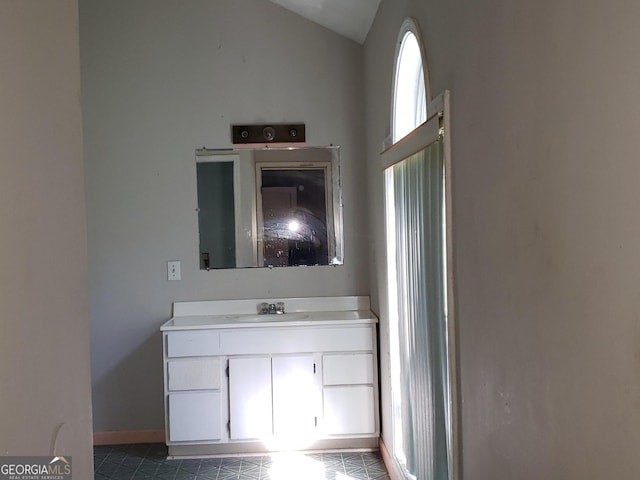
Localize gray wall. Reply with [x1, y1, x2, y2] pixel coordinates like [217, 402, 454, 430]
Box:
[365, 0, 640, 478]
[0, 1, 94, 477]
[80, 0, 369, 432]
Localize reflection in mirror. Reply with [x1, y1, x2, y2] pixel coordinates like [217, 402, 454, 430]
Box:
[196, 155, 238, 269]
[258, 165, 331, 267]
[196, 146, 343, 269]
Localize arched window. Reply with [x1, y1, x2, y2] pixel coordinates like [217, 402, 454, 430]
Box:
[392, 20, 428, 142]
[383, 17, 456, 480]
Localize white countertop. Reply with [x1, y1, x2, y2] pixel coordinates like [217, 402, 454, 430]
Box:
[161, 309, 378, 331]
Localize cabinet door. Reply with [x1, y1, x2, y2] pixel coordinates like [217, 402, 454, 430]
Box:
[228, 357, 273, 440]
[272, 355, 318, 439]
[323, 385, 375, 435]
[168, 391, 222, 442]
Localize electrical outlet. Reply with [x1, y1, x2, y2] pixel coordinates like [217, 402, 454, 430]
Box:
[167, 261, 181, 281]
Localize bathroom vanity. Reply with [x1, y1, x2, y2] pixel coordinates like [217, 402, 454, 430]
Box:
[160, 296, 379, 457]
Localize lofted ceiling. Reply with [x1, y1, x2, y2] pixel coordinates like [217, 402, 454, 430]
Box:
[267, 0, 381, 44]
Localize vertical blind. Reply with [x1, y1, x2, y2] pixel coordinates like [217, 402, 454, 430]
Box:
[384, 132, 450, 480]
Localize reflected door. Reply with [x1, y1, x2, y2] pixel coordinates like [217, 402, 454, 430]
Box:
[257, 166, 330, 267]
[196, 156, 237, 269]
[261, 187, 297, 266]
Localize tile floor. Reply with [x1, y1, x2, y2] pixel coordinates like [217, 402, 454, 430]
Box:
[94, 443, 391, 480]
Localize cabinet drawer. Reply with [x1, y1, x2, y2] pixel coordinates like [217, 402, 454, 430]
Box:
[168, 391, 222, 442]
[323, 385, 375, 435]
[222, 325, 373, 354]
[323, 353, 373, 385]
[167, 358, 221, 391]
[166, 331, 220, 357]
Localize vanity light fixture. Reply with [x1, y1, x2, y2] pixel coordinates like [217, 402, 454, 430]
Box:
[232, 123, 306, 144]
[263, 126, 276, 141]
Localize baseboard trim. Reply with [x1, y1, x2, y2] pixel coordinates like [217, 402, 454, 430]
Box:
[93, 429, 165, 446]
[379, 437, 401, 480]
[168, 437, 379, 458]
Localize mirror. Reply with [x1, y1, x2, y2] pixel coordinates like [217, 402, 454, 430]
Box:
[196, 146, 343, 269]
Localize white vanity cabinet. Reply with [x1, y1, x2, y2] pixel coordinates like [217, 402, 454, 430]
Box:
[322, 353, 376, 435]
[229, 355, 318, 441]
[228, 356, 273, 440]
[161, 296, 379, 457]
[164, 332, 226, 443]
[271, 355, 319, 439]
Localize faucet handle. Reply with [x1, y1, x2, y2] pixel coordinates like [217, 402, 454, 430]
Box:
[258, 302, 269, 314]
[276, 302, 285, 314]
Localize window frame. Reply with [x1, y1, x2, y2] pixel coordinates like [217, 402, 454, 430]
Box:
[382, 16, 459, 480]
[391, 18, 432, 143]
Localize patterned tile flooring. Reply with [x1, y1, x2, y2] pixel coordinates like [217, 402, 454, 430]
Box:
[94, 444, 391, 480]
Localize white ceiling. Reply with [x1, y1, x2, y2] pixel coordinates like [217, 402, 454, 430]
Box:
[268, 0, 381, 44]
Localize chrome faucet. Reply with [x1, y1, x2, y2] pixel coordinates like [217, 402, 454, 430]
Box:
[258, 301, 285, 314]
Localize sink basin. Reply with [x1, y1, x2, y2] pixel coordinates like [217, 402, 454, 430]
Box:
[212, 314, 240, 320]
[235, 313, 309, 322]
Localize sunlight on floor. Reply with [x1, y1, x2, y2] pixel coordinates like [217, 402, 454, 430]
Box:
[94, 443, 389, 480]
[268, 451, 359, 480]
[268, 452, 326, 480]
[336, 472, 358, 480]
